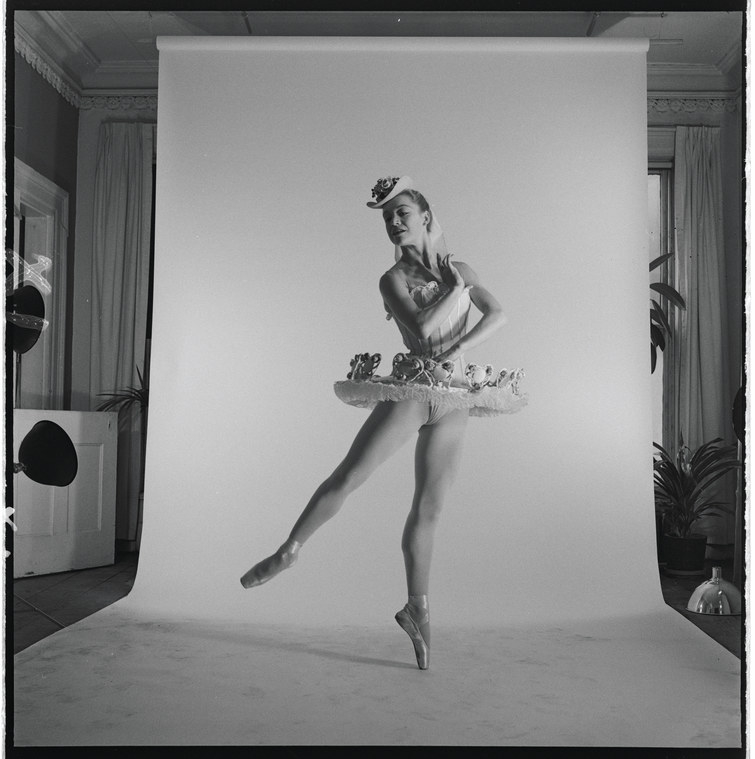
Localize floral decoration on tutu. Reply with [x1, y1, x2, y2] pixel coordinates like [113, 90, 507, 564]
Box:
[334, 351, 527, 418]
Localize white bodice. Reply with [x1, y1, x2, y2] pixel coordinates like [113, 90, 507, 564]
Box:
[387, 280, 473, 378]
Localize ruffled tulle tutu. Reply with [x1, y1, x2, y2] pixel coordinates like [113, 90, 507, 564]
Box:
[333, 352, 527, 418]
[334, 377, 527, 417]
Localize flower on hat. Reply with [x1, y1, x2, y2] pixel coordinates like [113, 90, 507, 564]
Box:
[371, 177, 400, 202]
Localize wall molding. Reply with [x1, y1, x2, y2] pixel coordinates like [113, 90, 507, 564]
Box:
[79, 95, 158, 111]
[15, 26, 740, 119]
[647, 96, 739, 114]
[16, 23, 157, 112]
[15, 27, 80, 108]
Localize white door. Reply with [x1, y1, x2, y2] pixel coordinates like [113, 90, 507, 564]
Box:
[12, 409, 118, 578]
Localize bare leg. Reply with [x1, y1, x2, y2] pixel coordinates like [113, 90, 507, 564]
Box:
[396, 407, 469, 668]
[403, 408, 469, 596]
[241, 400, 426, 588]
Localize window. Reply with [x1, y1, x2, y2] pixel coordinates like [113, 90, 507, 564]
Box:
[648, 168, 675, 448]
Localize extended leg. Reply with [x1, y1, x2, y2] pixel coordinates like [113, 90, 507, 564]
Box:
[396, 407, 469, 668]
[241, 400, 426, 588]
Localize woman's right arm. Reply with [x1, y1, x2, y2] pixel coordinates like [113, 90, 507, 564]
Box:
[379, 259, 466, 340]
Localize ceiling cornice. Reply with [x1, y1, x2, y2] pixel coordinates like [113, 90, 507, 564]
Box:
[14, 22, 80, 107]
[646, 61, 739, 89]
[14, 17, 741, 116]
[15, 21, 157, 110]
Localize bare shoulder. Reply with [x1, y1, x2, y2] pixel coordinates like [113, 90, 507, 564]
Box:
[379, 264, 407, 294]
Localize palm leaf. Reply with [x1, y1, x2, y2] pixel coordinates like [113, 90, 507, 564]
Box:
[689, 437, 725, 465]
[688, 465, 741, 506]
[653, 441, 673, 460]
[689, 505, 731, 522]
[693, 455, 741, 483]
[650, 323, 666, 352]
[650, 282, 686, 310]
[651, 299, 672, 335]
[97, 394, 142, 413]
[653, 434, 739, 537]
[691, 442, 737, 473]
[96, 365, 149, 414]
[650, 252, 674, 272]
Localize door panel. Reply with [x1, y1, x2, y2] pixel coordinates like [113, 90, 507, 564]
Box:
[12, 410, 118, 577]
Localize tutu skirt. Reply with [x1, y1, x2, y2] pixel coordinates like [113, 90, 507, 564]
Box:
[333, 352, 527, 418]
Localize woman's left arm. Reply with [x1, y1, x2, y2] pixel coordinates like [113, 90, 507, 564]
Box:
[434, 261, 508, 363]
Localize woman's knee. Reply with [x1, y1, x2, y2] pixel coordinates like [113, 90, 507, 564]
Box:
[327, 459, 368, 495]
[410, 489, 446, 523]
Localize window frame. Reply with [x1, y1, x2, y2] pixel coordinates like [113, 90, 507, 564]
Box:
[648, 165, 677, 451]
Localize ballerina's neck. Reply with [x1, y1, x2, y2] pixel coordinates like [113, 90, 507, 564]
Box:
[398, 251, 442, 280]
[399, 240, 435, 263]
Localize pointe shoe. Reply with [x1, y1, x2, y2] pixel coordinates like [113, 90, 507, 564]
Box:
[240, 539, 301, 589]
[395, 603, 430, 670]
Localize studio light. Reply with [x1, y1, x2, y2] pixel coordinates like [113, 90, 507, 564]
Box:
[686, 566, 742, 615]
[13, 420, 78, 487]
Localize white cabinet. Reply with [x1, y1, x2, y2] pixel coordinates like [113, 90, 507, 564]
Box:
[12, 409, 118, 578]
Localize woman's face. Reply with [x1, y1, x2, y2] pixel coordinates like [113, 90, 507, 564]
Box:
[381, 194, 429, 247]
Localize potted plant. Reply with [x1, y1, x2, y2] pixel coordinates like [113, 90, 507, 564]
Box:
[97, 366, 149, 550]
[649, 253, 686, 374]
[653, 435, 741, 575]
[96, 365, 149, 417]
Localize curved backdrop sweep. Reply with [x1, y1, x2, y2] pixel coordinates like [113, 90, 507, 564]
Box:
[128, 37, 657, 627]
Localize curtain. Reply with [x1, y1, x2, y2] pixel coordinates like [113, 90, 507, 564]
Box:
[90, 122, 155, 543]
[672, 126, 733, 545]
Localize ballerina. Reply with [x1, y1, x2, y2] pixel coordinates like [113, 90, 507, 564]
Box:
[241, 176, 526, 670]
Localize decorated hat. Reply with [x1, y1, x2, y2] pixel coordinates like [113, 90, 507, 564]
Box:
[366, 176, 415, 208]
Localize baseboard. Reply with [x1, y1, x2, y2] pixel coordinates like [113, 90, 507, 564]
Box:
[115, 539, 139, 554]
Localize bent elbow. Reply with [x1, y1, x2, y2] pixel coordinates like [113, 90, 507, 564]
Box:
[492, 309, 508, 328]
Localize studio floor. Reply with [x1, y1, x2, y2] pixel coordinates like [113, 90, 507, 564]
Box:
[11, 551, 742, 659]
[10, 553, 743, 747]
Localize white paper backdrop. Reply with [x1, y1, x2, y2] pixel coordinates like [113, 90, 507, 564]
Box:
[126, 37, 659, 627]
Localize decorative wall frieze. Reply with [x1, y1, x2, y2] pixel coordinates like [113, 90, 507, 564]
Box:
[648, 97, 739, 114]
[79, 95, 158, 111]
[15, 31, 80, 108]
[16, 22, 158, 112]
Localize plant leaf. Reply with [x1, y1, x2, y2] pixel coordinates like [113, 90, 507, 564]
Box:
[689, 437, 725, 460]
[688, 466, 741, 505]
[650, 252, 674, 272]
[694, 455, 740, 483]
[650, 282, 686, 310]
[651, 300, 672, 335]
[653, 441, 677, 466]
[650, 323, 666, 352]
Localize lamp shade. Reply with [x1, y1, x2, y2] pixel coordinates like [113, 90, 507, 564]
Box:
[16, 420, 78, 487]
[686, 566, 741, 615]
[7, 284, 45, 354]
